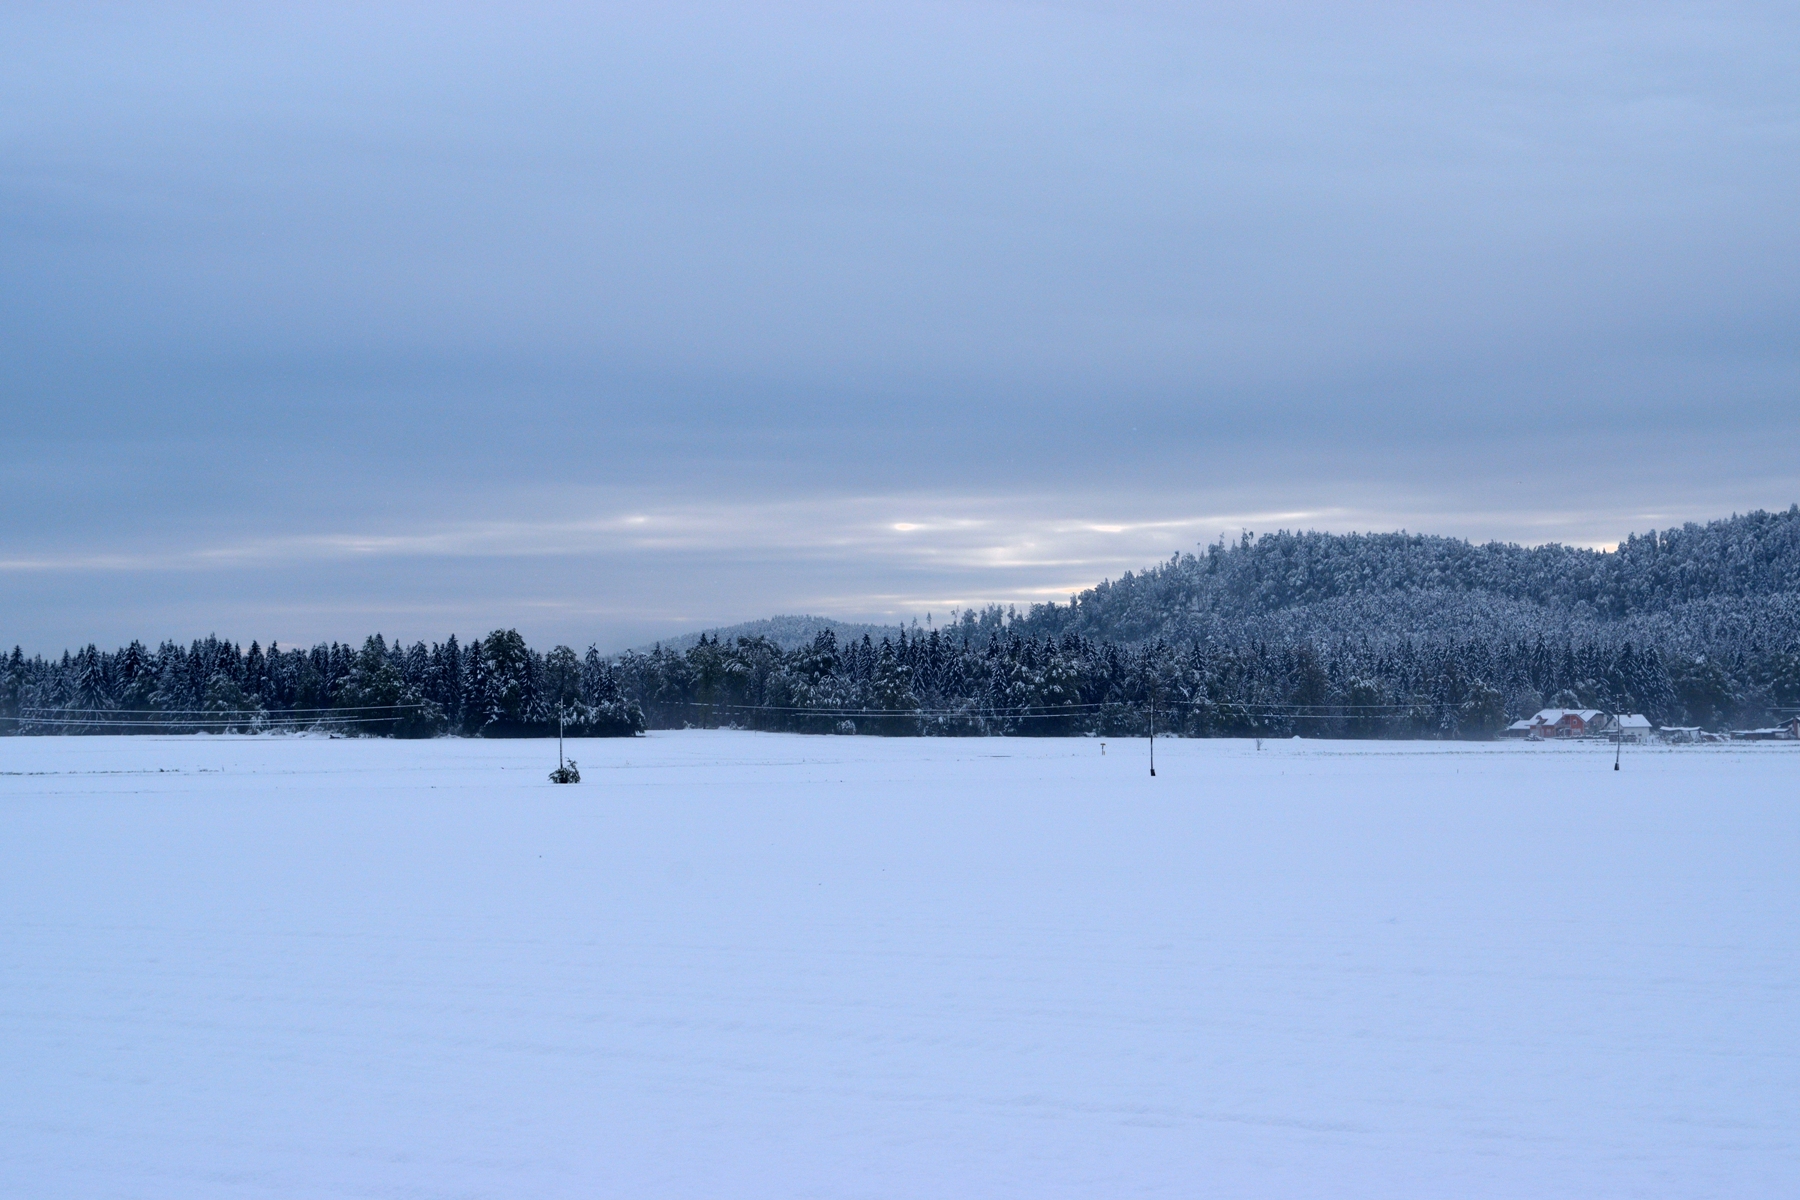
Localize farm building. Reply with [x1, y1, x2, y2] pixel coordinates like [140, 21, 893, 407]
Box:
[1600, 713, 1654, 743]
[1524, 709, 1607, 739]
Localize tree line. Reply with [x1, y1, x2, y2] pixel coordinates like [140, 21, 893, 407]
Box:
[1, 621, 1789, 739]
[0, 631, 643, 738]
[5, 507, 1798, 738]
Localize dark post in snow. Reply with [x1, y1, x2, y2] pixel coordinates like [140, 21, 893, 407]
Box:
[1614, 723, 1622, 771]
[1148, 688, 1157, 777]
[559, 702, 565, 771]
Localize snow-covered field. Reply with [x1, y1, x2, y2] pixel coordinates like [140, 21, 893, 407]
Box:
[2, 733, 1795, 1198]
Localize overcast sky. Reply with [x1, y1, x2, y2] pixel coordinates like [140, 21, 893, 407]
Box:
[4, 2, 1797, 652]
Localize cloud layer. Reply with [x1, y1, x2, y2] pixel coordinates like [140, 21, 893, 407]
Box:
[3, 2, 1797, 650]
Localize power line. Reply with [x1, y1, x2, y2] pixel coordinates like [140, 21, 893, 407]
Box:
[19, 703, 428, 717]
[8, 715, 411, 729]
[649, 698, 1484, 717]
[4, 695, 1517, 733]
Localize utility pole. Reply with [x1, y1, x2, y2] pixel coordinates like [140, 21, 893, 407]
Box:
[1148, 689, 1157, 777]
[549, 701, 580, 784]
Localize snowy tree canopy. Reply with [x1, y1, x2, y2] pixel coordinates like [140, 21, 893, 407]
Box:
[6, 509, 1799, 737]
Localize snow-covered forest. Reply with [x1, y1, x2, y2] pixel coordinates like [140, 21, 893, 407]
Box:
[7, 508, 1800, 737]
[0, 632, 646, 739]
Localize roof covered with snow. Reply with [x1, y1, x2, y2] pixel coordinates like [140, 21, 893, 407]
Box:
[1530, 708, 1605, 724]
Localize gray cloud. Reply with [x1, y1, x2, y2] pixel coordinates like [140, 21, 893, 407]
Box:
[3, 2, 1797, 651]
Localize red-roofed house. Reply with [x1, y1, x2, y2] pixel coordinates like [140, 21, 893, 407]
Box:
[1525, 708, 1607, 739]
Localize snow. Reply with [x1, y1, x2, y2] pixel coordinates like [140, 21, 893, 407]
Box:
[2, 732, 1796, 1198]
[1529, 707, 1606, 724]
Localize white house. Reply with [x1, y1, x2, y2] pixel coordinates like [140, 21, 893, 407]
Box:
[1602, 713, 1654, 743]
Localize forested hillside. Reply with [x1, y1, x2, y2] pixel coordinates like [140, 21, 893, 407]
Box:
[5, 508, 1799, 738]
[1004, 505, 1800, 645]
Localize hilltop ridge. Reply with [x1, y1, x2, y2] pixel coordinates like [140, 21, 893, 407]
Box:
[998, 505, 1800, 651]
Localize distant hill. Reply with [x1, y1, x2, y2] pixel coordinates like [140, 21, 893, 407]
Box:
[632, 508, 1800, 663]
[1000, 505, 1800, 655]
[591, 506, 1800, 733]
[627, 615, 907, 655]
